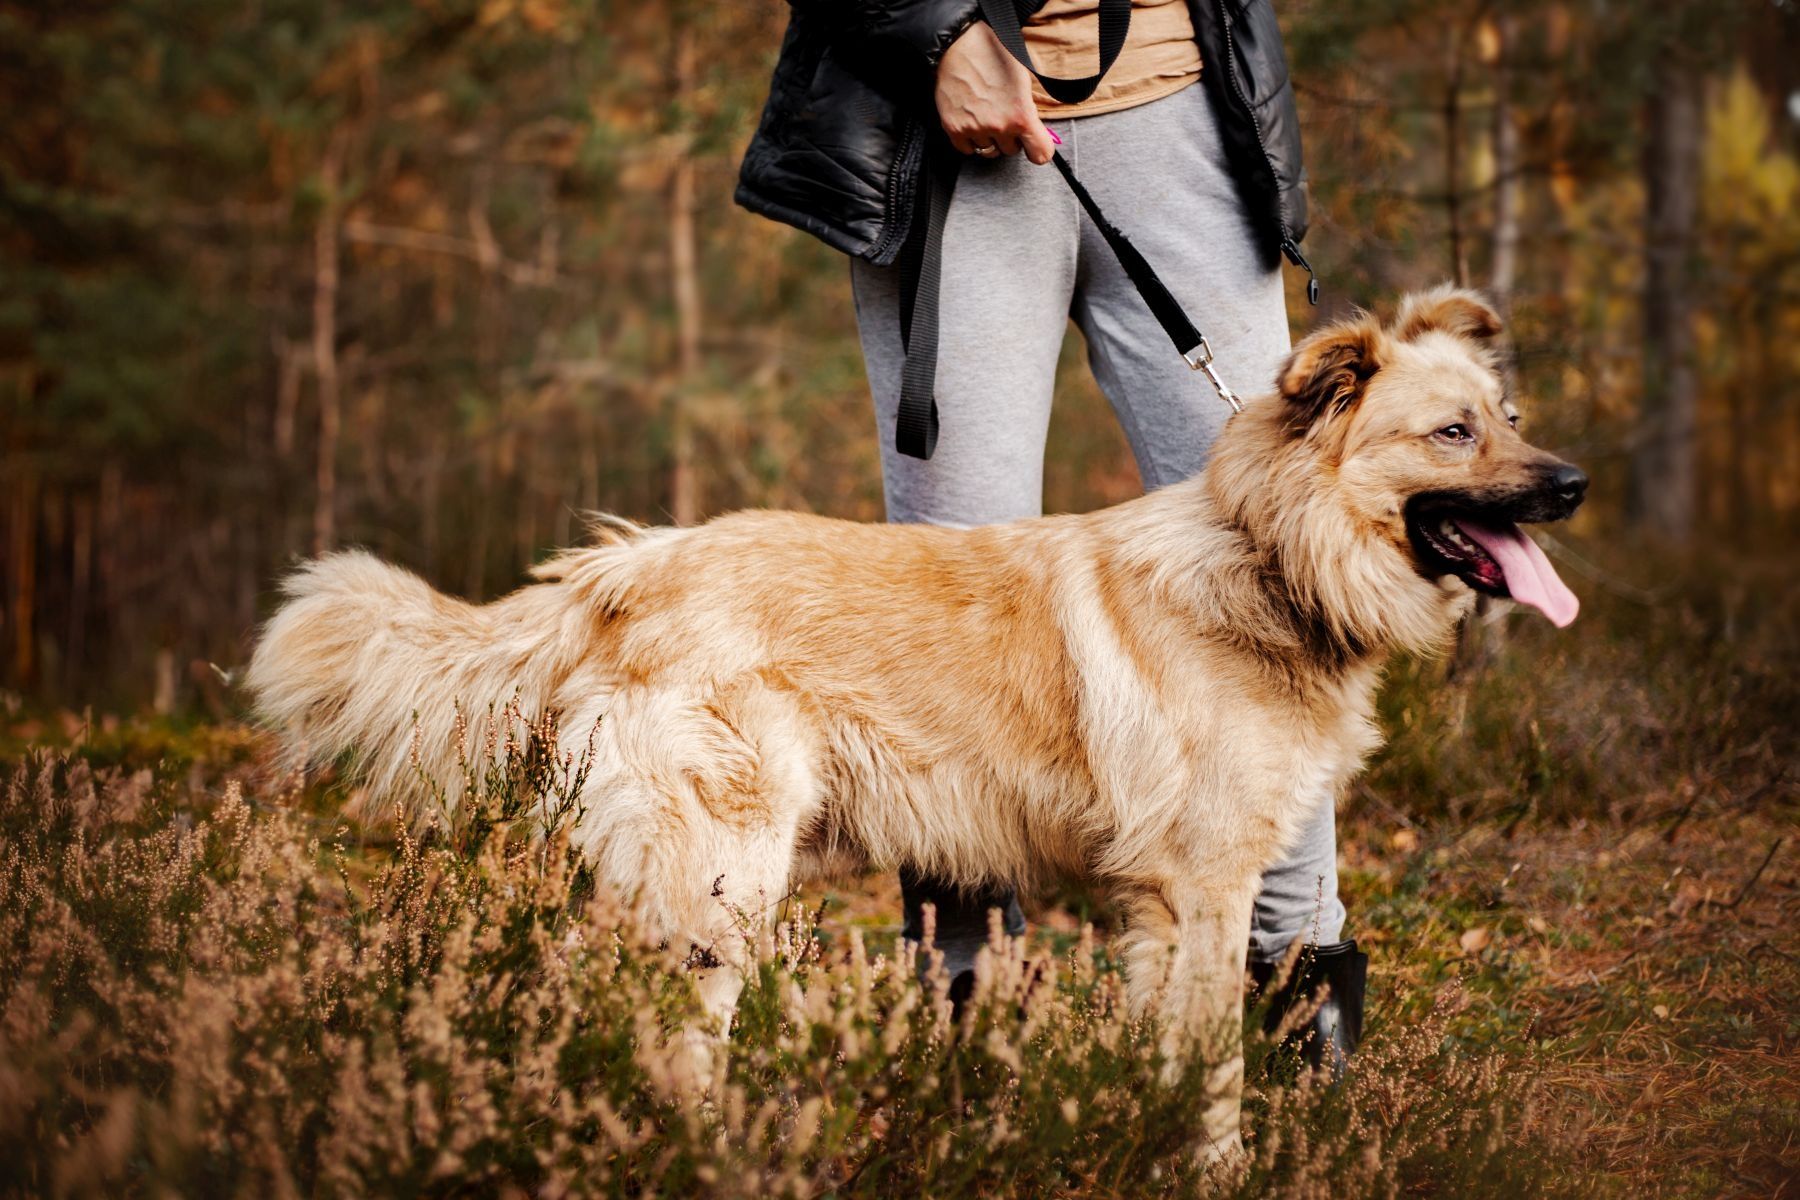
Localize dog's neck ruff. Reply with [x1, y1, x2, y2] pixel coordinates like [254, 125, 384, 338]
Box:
[1097, 481, 1394, 694]
[1192, 415, 1472, 665]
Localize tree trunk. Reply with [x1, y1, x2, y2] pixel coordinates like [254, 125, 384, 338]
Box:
[1442, 24, 1469, 287]
[1628, 65, 1703, 541]
[667, 21, 702, 527]
[1488, 13, 1521, 313]
[311, 141, 345, 555]
[1456, 12, 1523, 677]
[67, 493, 93, 694]
[7, 473, 36, 690]
[273, 333, 304, 460]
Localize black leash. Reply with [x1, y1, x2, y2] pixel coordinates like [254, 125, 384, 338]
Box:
[895, 0, 1255, 460]
[894, 148, 955, 460]
[1046, 150, 1244, 412]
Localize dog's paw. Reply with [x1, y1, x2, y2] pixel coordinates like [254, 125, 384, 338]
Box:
[1196, 1129, 1249, 1178]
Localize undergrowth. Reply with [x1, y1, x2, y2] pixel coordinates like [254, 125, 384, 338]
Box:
[1362, 548, 1795, 825]
[0, 747, 1576, 1199]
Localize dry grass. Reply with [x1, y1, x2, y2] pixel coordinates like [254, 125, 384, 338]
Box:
[0, 749, 1572, 1199]
[1349, 809, 1799, 1197]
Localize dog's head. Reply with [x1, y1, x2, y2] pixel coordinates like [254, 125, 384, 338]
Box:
[1211, 286, 1586, 650]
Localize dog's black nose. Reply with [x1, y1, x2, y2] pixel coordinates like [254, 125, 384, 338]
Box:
[1550, 464, 1588, 503]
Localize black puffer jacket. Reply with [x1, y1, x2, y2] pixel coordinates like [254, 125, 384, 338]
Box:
[735, 0, 1309, 271]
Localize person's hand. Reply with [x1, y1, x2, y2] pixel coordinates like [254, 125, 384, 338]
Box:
[935, 22, 1058, 164]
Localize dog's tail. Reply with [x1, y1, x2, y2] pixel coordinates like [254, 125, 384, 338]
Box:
[245, 549, 586, 817]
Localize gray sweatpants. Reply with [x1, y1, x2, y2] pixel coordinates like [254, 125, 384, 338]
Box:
[853, 82, 1345, 970]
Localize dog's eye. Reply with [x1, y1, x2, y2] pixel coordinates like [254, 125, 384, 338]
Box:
[1434, 423, 1473, 443]
[1506, 413, 1520, 429]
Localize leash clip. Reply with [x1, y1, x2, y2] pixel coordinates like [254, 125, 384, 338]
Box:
[1183, 335, 1244, 415]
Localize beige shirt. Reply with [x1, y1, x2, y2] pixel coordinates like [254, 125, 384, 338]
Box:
[1024, 0, 1203, 119]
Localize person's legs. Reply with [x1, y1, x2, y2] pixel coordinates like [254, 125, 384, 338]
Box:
[1064, 82, 1346, 962]
[852, 144, 1081, 976]
[1067, 82, 1289, 483]
[853, 152, 1079, 527]
[1247, 790, 1345, 961]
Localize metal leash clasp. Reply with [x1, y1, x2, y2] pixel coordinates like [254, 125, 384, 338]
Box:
[1182, 334, 1243, 415]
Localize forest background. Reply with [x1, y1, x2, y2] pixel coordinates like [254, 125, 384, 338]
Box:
[2, 0, 1796, 708]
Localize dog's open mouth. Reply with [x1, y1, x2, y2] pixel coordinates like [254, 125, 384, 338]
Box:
[1406, 505, 1580, 627]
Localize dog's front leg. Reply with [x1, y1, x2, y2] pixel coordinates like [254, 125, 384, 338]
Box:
[1115, 879, 1258, 1161]
[673, 948, 748, 1097]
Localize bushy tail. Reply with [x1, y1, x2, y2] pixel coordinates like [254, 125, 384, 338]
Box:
[246, 550, 574, 816]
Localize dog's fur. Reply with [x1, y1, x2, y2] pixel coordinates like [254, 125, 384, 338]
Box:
[247, 287, 1584, 1155]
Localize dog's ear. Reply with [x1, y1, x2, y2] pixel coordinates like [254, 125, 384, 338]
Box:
[1278, 315, 1385, 429]
[1392, 285, 1503, 343]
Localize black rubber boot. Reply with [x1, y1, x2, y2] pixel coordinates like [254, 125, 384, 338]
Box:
[900, 868, 1027, 1020]
[1248, 939, 1366, 1079]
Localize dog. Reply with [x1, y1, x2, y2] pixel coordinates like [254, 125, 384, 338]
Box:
[247, 286, 1586, 1157]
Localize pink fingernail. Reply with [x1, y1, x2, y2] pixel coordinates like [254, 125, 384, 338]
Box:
[1049, 129, 1062, 145]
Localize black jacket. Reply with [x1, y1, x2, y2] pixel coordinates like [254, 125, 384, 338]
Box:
[735, 0, 1309, 271]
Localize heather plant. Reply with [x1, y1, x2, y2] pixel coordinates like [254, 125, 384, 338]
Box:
[0, 739, 1576, 1199]
[407, 698, 601, 867]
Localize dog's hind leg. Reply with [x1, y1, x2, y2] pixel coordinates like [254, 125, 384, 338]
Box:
[1113, 877, 1259, 1162]
[579, 679, 820, 1094]
[614, 789, 806, 1098]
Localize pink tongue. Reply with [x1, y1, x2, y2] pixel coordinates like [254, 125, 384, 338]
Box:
[1453, 519, 1580, 627]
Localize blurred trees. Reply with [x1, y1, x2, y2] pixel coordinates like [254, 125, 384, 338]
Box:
[2, 0, 1797, 707]
[1287, 0, 1797, 541]
[1631, 37, 1704, 541]
[1, 0, 861, 704]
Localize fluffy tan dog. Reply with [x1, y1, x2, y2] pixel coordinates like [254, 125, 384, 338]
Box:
[248, 287, 1586, 1156]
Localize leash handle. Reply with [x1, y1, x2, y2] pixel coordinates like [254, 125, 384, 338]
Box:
[895, 149, 958, 460]
[978, 0, 1131, 106]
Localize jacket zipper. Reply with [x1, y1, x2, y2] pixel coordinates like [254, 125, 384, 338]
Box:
[871, 117, 924, 267]
[1215, 0, 1318, 304]
[1283, 237, 1319, 306]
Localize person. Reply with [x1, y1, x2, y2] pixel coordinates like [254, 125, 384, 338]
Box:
[737, 0, 1362, 1069]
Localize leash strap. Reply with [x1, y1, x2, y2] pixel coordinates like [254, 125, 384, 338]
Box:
[895, 148, 957, 460]
[896, 0, 1243, 459]
[1047, 150, 1235, 410]
[979, 0, 1130, 105]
